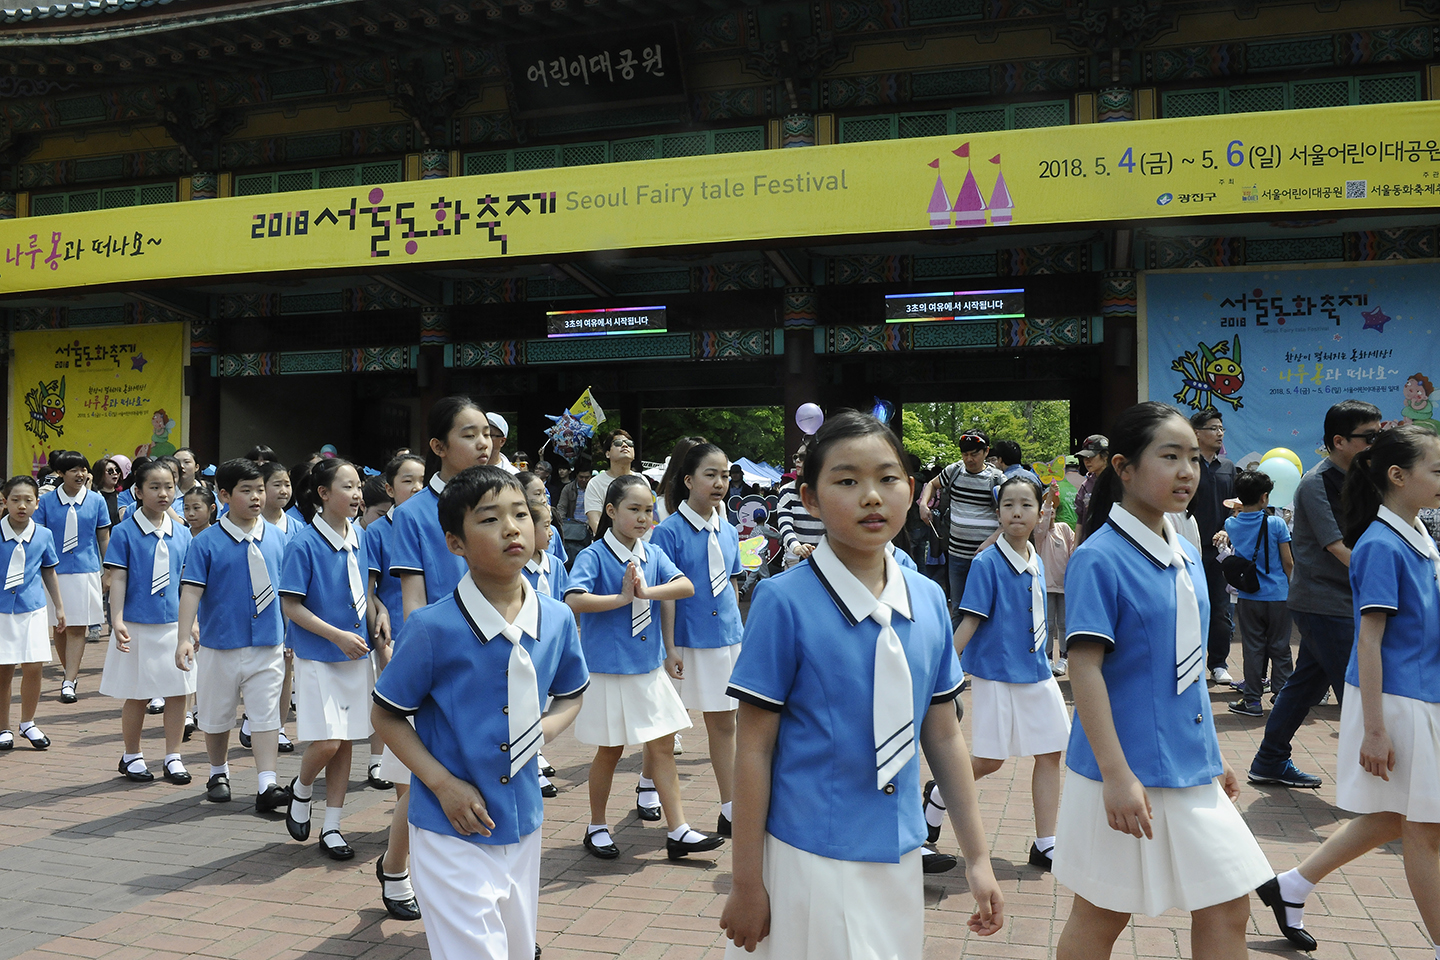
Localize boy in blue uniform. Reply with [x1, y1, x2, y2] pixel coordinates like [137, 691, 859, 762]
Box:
[1223, 469, 1295, 717]
[176, 459, 292, 812]
[373, 466, 588, 960]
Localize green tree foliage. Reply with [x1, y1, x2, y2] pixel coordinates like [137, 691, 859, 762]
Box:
[903, 401, 1070, 469]
[637, 407, 786, 467]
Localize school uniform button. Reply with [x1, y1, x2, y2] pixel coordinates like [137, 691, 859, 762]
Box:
[883, 784, 895, 795]
[1195, 714, 1203, 724]
[711, 611, 717, 616]
[1029, 646, 1036, 653]
[502, 705, 509, 714]
[499, 775, 509, 784]
[500, 743, 509, 752]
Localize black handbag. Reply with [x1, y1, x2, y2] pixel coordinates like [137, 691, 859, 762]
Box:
[1219, 517, 1268, 593]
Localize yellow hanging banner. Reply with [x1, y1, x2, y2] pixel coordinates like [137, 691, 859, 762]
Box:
[2, 100, 1439, 295]
[9, 323, 186, 475]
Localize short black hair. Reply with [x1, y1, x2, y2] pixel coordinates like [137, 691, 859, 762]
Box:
[362, 475, 391, 510]
[384, 453, 426, 486]
[437, 465, 526, 539]
[1233, 469, 1274, 505]
[259, 460, 289, 484]
[245, 444, 280, 464]
[1323, 400, 1383, 451]
[1189, 407, 1223, 430]
[214, 457, 264, 494]
[131, 458, 175, 488]
[802, 409, 908, 492]
[2, 475, 39, 498]
[992, 439, 1022, 466]
[49, 450, 89, 474]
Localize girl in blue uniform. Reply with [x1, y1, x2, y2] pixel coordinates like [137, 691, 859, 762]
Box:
[943, 473, 1070, 871]
[36, 450, 111, 704]
[651, 442, 744, 837]
[280, 458, 375, 860]
[1256, 423, 1440, 954]
[100, 459, 196, 785]
[519, 471, 568, 564]
[566, 474, 722, 862]
[1054, 401, 1271, 960]
[720, 411, 1002, 960]
[0, 476, 65, 752]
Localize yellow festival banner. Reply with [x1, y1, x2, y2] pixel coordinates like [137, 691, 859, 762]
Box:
[9, 323, 186, 475]
[2, 101, 1439, 295]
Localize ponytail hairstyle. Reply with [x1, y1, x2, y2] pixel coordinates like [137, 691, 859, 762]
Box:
[299, 456, 356, 523]
[424, 395, 486, 480]
[660, 437, 709, 515]
[595, 473, 653, 539]
[1080, 401, 1192, 542]
[1341, 423, 1438, 547]
[287, 460, 313, 508]
[667, 441, 726, 516]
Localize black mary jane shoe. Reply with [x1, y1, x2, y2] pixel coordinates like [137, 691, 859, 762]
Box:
[276, 731, 295, 754]
[206, 773, 231, 802]
[119, 757, 155, 783]
[256, 783, 292, 814]
[1256, 877, 1318, 952]
[539, 778, 558, 799]
[583, 829, 620, 860]
[922, 779, 944, 845]
[367, 763, 394, 790]
[319, 830, 355, 861]
[162, 759, 192, 786]
[1028, 842, 1053, 872]
[375, 852, 422, 921]
[540, 759, 556, 777]
[716, 813, 732, 838]
[922, 850, 958, 874]
[182, 715, 197, 742]
[58, 681, 78, 704]
[634, 784, 662, 822]
[666, 832, 724, 861]
[285, 778, 312, 842]
[20, 726, 50, 750]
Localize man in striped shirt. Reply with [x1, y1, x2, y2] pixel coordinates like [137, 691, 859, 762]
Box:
[918, 431, 1003, 625]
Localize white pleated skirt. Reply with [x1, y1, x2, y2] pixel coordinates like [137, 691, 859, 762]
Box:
[678, 644, 741, 713]
[724, 833, 922, 960]
[47, 571, 103, 628]
[1336, 684, 1440, 822]
[294, 656, 375, 742]
[377, 714, 415, 786]
[0, 609, 51, 665]
[1052, 772, 1272, 916]
[968, 675, 1072, 760]
[99, 621, 196, 699]
[574, 667, 692, 747]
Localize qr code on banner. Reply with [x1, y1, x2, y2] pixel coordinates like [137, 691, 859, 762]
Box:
[1346, 179, 1368, 199]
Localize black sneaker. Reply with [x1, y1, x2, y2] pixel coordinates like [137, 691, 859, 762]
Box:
[1248, 760, 1322, 789]
[1228, 699, 1264, 717]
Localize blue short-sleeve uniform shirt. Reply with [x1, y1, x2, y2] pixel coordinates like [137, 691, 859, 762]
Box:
[564, 531, 684, 675]
[1347, 507, 1440, 703]
[389, 476, 467, 607]
[103, 512, 192, 623]
[34, 485, 111, 575]
[1063, 506, 1221, 788]
[651, 505, 743, 650]
[374, 577, 589, 845]
[958, 540, 1051, 683]
[547, 526, 567, 564]
[280, 518, 368, 663]
[890, 544, 918, 571]
[1223, 511, 1292, 602]
[0, 520, 59, 614]
[365, 510, 404, 629]
[726, 539, 964, 863]
[180, 515, 286, 649]
[522, 551, 570, 599]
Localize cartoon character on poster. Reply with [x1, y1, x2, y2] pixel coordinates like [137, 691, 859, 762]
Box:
[23, 376, 66, 443]
[1171, 335, 1245, 411]
[1400, 373, 1438, 435]
[729, 493, 780, 565]
[136, 408, 178, 457]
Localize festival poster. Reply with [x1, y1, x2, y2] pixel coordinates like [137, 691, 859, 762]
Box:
[9, 322, 186, 476]
[1143, 262, 1440, 471]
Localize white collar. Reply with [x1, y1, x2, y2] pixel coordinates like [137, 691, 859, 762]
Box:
[311, 514, 359, 552]
[134, 510, 173, 539]
[2, 519, 35, 544]
[269, 511, 289, 534]
[219, 513, 264, 544]
[455, 575, 539, 645]
[1107, 503, 1189, 570]
[807, 537, 912, 626]
[996, 535, 1037, 575]
[677, 500, 720, 532]
[385, 505, 395, 522]
[525, 552, 551, 575]
[57, 485, 87, 507]
[428, 474, 446, 496]
[1377, 505, 1439, 558]
[603, 529, 647, 564]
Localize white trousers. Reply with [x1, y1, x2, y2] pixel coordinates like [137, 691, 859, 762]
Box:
[409, 824, 541, 960]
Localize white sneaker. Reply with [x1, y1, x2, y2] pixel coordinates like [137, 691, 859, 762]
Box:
[1051, 658, 1067, 677]
[1212, 667, 1235, 685]
[673, 734, 683, 756]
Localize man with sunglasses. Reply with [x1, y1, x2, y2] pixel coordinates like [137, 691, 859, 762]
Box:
[1189, 408, 1238, 686]
[1247, 400, 1382, 789]
[917, 430, 1002, 625]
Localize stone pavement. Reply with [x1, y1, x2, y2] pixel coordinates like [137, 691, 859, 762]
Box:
[0, 640, 1431, 960]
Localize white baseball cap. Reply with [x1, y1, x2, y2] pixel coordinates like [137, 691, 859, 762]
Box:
[486, 412, 509, 436]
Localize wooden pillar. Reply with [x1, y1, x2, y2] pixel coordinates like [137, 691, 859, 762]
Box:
[781, 286, 820, 459]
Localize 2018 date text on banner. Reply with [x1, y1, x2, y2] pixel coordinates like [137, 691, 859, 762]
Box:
[2, 101, 1438, 294]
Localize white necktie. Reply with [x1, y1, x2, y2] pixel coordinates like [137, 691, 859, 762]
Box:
[705, 522, 727, 598]
[530, 555, 551, 597]
[345, 538, 367, 623]
[151, 532, 170, 596]
[62, 502, 78, 553]
[631, 581, 651, 637]
[247, 537, 274, 615]
[500, 623, 543, 777]
[872, 602, 915, 790]
[5, 538, 25, 591]
[1024, 549, 1046, 653]
[1169, 522, 1204, 694]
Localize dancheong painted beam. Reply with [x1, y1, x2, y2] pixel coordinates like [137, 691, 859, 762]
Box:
[2, 100, 1438, 296]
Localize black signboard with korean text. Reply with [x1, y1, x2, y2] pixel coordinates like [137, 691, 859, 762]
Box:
[506, 25, 686, 118]
[547, 305, 668, 338]
[883, 289, 1026, 323]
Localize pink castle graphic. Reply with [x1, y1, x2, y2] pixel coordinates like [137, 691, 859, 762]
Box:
[924, 143, 1013, 229]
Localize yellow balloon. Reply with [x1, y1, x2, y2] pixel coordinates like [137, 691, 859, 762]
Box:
[1261, 447, 1304, 474]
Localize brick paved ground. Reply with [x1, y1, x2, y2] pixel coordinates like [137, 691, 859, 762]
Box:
[0, 634, 1430, 960]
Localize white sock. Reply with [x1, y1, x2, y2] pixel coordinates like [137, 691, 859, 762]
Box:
[257, 770, 277, 794]
[164, 753, 182, 770]
[241, 716, 251, 737]
[123, 752, 142, 763]
[370, 753, 383, 769]
[18, 720, 37, 733]
[381, 872, 415, 901]
[925, 787, 947, 828]
[292, 778, 314, 801]
[210, 763, 229, 778]
[322, 805, 343, 834]
[1035, 835, 1055, 855]
[721, 801, 732, 821]
[123, 753, 145, 772]
[1277, 868, 1314, 928]
[637, 777, 659, 807]
[586, 824, 613, 845]
[667, 822, 706, 844]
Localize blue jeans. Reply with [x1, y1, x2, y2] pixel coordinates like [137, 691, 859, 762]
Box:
[946, 556, 974, 628]
[1251, 610, 1353, 773]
